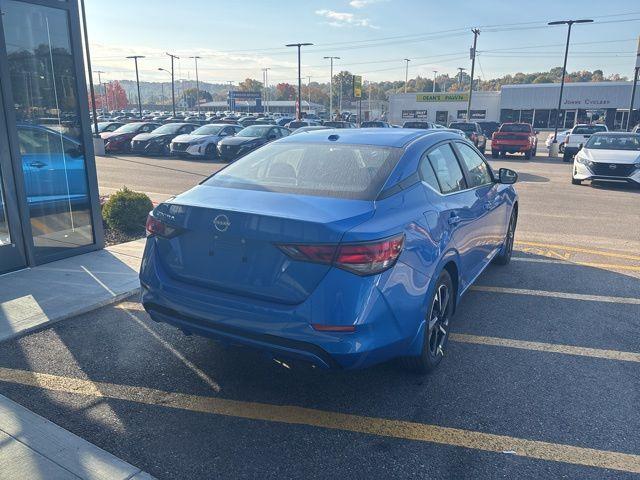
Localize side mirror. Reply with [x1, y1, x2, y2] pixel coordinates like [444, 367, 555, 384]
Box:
[268, 134, 277, 140]
[578, 143, 584, 150]
[498, 168, 518, 184]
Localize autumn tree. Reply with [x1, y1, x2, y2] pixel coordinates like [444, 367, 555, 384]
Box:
[237, 78, 263, 92]
[275, 83, 296, 100]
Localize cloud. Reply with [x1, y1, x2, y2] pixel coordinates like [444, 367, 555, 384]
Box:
[349, 0, 386, 8]
[315, 9, 379, 29]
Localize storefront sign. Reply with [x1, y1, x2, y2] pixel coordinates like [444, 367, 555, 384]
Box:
[416, 93, 469, 102]
[562, 98, 611, 107]
[457, 109, 486, 119]
[402, 109, 428, 119]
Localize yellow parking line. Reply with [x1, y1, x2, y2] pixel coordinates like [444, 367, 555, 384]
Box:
[512, 257, 640, 272]
[470, 286, 640, 305]
[515, 241, 640, 262]
[450, 333, 640, 363]
[0, 366, 639, 474]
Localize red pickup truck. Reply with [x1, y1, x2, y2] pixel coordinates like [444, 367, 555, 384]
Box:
[491, 123, 538, 159]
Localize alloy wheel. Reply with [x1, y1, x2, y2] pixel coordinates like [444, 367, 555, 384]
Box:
[504, 213, 516, 257]
[427, 283, 450, 358]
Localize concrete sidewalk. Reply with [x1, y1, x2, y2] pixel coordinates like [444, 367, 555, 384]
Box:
[0, 239, 145, 343]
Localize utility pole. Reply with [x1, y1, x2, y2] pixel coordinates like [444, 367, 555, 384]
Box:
[94, 70, 106, 112]
[466, 28, 480, 122]
[548, 19, 594, 156]
[433, 70, 438, 93]
[307, 76, 312, 113]
[189, 56, 201, 117]
[324, 56, 340, 119]
[628, 66, 639, 131]
[404, 58, 411, 93]
[165, 52, 179, 116]
[262, 67, 270, 114]
[126, 55, 145, 118]
[286, 43, 313, 120]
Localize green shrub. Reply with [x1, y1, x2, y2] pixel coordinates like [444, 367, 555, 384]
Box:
[102, 187, 153, 233]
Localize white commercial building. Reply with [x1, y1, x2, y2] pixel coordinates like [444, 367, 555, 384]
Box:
[389, 82, 640, 130]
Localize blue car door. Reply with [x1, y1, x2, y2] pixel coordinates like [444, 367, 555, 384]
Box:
[422, 142, 486, 289]
[453, 141, 508, 259]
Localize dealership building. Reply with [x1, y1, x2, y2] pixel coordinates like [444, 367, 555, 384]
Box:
[0, 0, 103, 275]
[389, 82, 640, 130]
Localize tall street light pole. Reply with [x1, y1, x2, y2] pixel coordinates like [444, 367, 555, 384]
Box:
[404, 58, 410, 93]
[307, 76, 312, 113]
[627, 65, 639, 131]
[189, 56, 201, 117]
[466, 28, 480, 122]
[262, 67, 270, 114]
[286, 43, 313, 120]
[126, 55, 145, 118]
[432, 70, 438, 93]
[548, 19, 593, 156]
[165, 52, 179, 116]
[94, 70, 106, 112]
[324, 56, 340, 119]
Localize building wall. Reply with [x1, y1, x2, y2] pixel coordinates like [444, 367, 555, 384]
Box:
[388, 91, 501, 125]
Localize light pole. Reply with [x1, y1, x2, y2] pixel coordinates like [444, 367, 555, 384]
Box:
[286, 43, 313, 120]
[432, 70, 438, 93]
[94, 70, 106, 112]
[548, 19, 594, 157]
[262, 67, 270, 114]
[307, 76, 312, 113]
[158, 68, 171, 112]
[189, 56, 201, 117]
[165, 52, 179, 116]
[628, 65, 639, 131]
[404, 58, 410, 93]
[324, 56, 340, 119]
[126, 55, 145, 118]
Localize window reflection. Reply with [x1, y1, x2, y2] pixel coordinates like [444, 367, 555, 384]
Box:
[1, 0, 94, 258]
[0, 170, 10, 246]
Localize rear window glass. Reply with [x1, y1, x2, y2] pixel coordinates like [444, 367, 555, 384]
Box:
[403, 122, 430, 129]
[449, 123, 475, 132]
[585, 134, 640, 150]
[204, 142, 401, 200]
[500, 124, 531, 133]
[573, 125, 607, 135]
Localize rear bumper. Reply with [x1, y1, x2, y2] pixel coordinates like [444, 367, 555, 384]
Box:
[139, 239, 429, 369]
[492, 142, 532, 153]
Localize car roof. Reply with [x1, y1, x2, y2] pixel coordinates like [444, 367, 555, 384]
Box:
[279, 128, 441, 148]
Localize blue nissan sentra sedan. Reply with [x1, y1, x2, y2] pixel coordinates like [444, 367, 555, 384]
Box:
[140, 128, 518, 372]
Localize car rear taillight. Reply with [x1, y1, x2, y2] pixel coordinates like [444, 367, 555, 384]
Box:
[277, 234, 404, 276]
[145, 214, 178, 238]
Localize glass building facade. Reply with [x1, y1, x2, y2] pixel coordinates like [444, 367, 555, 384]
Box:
[0, 0, 102, 274]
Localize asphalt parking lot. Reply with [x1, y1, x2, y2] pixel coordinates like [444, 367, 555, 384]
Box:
[1, 145, 640, 478]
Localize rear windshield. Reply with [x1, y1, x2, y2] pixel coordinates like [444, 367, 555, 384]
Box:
[361, 121, 386, 127]
[573, 125, 607, 135]
[323, 121, 347, 128]
[449, 123, 475, 132]
[500, 124, 531, 133]
[237, 125, 271, 137]
[204, 142, 401, 200]
[403, 122, 430, 129]
[586, 134, 640, 150]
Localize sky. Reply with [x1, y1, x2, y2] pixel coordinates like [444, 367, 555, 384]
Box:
[85, 0, 640, 86]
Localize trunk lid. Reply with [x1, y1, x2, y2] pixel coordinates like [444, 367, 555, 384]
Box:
[153, 185, 375, 304]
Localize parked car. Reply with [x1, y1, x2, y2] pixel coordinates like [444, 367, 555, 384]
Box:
[217, 125, 290, 161]
[101, 122, 161, 153]
[96, 121, 124, 134]
[286, 120, 319, 129]
[571, 132, 640, 186]
[545, 130, 571, 153]
[563, 124, 608, 162]
[141, 129, 519, 372]
[477, 121, 501, 139]
[170, 124, 243, 159]
[402, 121, 436, 129]
[276, 117, 295, 127]
[290, 126, 330, 135]
[448, 122, 487, 151]
[131, 123, 199, 156]
[491, 123, 538, 159]
[323, 121, 356, 129]
[361, 121, 391, 128]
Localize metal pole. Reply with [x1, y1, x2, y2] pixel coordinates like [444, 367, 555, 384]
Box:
[166, 53, 179, 117]
[404, 59, 410, 93]
[307, 76, 311, 113]
[554, 24, 572, 142]
[79, 0, 99, 137]
[324, 56, 340, 119]
[433, 70, 438, 92]
[627, 66, 639, 131]
[466, 29, 480, 122]
[286, 43, 313, 120]
[190, 56, 201, 117]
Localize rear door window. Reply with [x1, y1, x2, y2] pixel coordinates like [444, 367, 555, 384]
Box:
[426, 143, 467, 194]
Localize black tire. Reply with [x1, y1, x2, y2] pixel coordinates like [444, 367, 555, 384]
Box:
[571, 177, 582, 185]
[563, 151, 572, 163]
[491, 149, 499, 158]
[499, 151, 506, 158]
[494, 209, 517, 265]
[559, 144, 565, 154]
[524, 149, 532, 160]
[205, 144, 217, 160]
[532, 145, 537, 156]
[400, 270, 454, 374]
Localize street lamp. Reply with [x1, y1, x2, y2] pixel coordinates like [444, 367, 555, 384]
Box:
[324, 56, 340, 119]
[126, 55, 145, 118]
[548, 19, 594, 157]
[432, 70, 438, 93]
[286, 42, 313, 120]
[189, 56, 201, 117]
[404, 58, 410, 93]
[158, 68, 171, 113]
[165, 52, 179, 117]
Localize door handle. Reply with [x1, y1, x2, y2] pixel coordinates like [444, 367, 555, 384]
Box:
[448, 215, 461, 226]
[29, 161, 46, 169]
